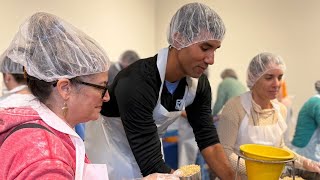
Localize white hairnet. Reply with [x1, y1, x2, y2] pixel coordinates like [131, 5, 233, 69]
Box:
[0, 52, 24, 74]
[167, 2, 226, 50]
[315, 80, 320, 93]
[6, 12, 110, 82]
[247, 52, 286, 89]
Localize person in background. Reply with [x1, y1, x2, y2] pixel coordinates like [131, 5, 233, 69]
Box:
[75, 50, 140, 140]
[86, 2, 236, 179]
[291, 80, 320, 162]
[108, 50, 140, 85]
[217, 52, 320, 179]
[0, 54, 34, 107]
[0, 12, 111, 179]
[212, 68, 246, 122]
[277, 80, 296, 145]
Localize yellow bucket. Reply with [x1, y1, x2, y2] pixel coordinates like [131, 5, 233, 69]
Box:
[240, 144, 294, 180]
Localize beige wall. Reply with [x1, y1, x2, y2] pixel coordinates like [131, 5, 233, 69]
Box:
[0, 0, 155, 94]
[0, 0, 155, 61]
[1, 0, 319, 113]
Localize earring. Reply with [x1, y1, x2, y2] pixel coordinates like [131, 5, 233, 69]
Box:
[62, 102, 68, 118]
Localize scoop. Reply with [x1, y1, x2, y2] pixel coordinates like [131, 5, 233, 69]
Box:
[174, 164, 201, 180]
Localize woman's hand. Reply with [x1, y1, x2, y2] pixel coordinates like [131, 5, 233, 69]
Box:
[303, 158, 320, 173]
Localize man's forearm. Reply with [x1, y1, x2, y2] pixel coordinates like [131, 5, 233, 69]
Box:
[201, 143, 236, 180]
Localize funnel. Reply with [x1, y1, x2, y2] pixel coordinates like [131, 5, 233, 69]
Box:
[240, 144, 294, 180]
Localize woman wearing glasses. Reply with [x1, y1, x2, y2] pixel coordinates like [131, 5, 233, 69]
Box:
[72, 80, 108, 140]
[0, 12, 110, 179]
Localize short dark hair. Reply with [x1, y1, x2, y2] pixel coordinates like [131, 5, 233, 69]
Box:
[315, 80, 320, 93]
[120, 50, 140, 65]
[26, 73, 84, 103]
[12, 74, 27, 84]
[26, 74, 55, 103]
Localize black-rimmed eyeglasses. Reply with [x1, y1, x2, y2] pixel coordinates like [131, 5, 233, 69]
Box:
[76, 80, 109, 98]
[52, 79, 109, 98]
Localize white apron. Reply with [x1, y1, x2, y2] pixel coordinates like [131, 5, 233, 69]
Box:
[29, 100, 109, 180]
[291, 95, 320, 162]
[2, 84, 27, 95]
[0, 85, 34, 108]
[235, 91, 288, 149]
[178, 116, 198, 167]
[86, 48, 198, 180]
[0, 93, 35, 108]
[291, 128, 320, 162]
[0, 85, 28, 102]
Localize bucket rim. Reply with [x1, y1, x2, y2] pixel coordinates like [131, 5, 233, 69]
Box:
[239, 144, 295, 160]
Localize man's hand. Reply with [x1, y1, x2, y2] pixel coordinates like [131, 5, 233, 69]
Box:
[202, 144, 237, 180]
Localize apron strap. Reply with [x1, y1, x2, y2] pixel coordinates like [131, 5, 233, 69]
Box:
[240, 91, 252, 115]
[4, 123, 54, 142]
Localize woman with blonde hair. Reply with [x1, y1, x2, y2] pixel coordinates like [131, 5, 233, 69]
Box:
[217, 52, 320, 179]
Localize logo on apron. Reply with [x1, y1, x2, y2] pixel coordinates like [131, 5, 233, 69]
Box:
[175, 99, 185, 110]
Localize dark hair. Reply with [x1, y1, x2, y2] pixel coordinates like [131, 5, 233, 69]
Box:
[3, 73, 27, 84]
[27, 73, 83, 103]
[26, 74, 55, 103]
[120, 50, 140, 65]
[315, 80, 320, 93]
[12, 74, 27, 84]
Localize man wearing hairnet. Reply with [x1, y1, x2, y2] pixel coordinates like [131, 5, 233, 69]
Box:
[86, 2, 236, 179]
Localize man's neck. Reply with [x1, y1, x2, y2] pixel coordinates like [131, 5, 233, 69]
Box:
[165, 48, 185, 82]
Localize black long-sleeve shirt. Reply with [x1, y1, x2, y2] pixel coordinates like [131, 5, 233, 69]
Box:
[101, 54, 219, 177]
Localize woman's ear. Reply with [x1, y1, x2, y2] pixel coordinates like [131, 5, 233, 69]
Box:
[56, 79, 72, 100]
[3, 73, 11, 83]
